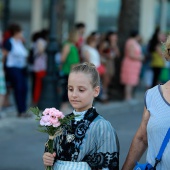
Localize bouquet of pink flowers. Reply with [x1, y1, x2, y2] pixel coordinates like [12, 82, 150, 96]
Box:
[30, 107, 75, 170]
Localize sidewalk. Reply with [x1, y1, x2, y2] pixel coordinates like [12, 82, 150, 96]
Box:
[0, 86, 145, 129]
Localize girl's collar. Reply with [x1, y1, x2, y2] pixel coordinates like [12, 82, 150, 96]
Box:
[73, 109, 87, 115]
[73, 107, 95, 121]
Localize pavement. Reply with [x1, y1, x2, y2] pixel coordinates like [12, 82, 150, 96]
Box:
[0, 86, 145, 127]
[0, 86, 146, 169]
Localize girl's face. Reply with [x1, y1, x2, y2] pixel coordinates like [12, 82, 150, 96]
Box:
[68, 72, 100, 112]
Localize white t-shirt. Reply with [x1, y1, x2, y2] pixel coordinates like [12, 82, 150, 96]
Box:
[7, 38, 28, 68]
[82, 45, 101, 67]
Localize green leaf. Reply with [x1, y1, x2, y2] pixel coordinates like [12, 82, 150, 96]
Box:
[29, 107, 41, 116]
[37, 129, 48, 133]
[38, 125, 43, 128]
[35, 118, 41, 121]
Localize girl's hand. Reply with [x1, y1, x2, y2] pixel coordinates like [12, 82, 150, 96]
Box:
[43, 152, 56, 166]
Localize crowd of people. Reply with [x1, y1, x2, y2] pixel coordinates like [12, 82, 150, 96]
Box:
[0, 22, 170, 169]
[42, 36, 170, 170]
[55, 24, 169, 109]
[0, 22, 169, 117]
[58, 23, 121, 111]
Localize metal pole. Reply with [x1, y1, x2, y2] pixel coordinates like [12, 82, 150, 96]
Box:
[160, 0, 168, 32]
[3, 0, 10, 31]
[38, 0, 61, 110]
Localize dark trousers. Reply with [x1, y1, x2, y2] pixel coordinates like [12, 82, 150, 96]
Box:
[152, 67, 162, 87]
[7, 67, 28, 115]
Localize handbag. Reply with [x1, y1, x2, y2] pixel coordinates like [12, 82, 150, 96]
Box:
[134, 128, 170, 170]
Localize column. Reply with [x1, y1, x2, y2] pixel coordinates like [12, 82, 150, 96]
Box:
[139, 0, 156, 43]
[75, 0, 98, 36]
[31, 0, 42, 34]
[160, 0, 168, 32]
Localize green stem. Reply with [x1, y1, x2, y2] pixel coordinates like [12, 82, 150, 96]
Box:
[48, 139, 54, 153]
[46, 139, 54, 170]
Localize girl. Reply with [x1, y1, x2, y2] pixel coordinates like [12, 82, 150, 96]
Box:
[43, 62, 119, 170]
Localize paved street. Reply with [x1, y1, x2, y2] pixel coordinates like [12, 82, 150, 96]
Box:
[0, 89, 147, 170]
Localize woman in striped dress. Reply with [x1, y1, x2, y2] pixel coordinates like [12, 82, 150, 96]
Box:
[43, 62, 119, 170]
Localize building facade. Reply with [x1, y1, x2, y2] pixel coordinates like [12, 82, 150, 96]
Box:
[0, 0, 169, 45]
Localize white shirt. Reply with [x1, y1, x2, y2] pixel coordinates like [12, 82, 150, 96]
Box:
[82, 45, 101, 67]
[73, 109, 87, 121]
[7, 38, 28, 68]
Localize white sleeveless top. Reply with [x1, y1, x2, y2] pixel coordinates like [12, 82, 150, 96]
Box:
[145, 84, 170, 169]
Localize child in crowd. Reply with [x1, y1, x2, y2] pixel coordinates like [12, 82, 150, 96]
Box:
[43, 62, 119, 170]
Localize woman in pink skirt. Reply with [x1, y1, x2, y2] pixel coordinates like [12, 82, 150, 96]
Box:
[121, 30, 143, 101]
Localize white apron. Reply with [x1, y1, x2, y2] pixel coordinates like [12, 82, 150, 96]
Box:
[53, 160, 91, 170]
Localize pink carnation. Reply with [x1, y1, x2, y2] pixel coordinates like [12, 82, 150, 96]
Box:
[40, 115, 52, 126]
[40, 108, 65, 127]
[50, 118, 61, 127]
[42, 108, 51, 116]
[49, 108, 64, 119]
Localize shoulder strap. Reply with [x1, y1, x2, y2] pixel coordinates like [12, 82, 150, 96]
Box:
[154, 128, 170, 168]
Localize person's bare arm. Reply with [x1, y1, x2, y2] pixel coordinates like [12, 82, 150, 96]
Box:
[121, 107, 150, 170]
[60, 44, 70, 63]
[112, 45, 120, 58]
[156, 44, 163, 57]
[2, 49, 8, 63]
[83, 50, 90, 62]
[128, 45, 143, 61]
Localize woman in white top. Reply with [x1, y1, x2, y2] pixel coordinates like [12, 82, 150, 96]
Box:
[82, 35, 108, 101]
[3, 24, 29, 117]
